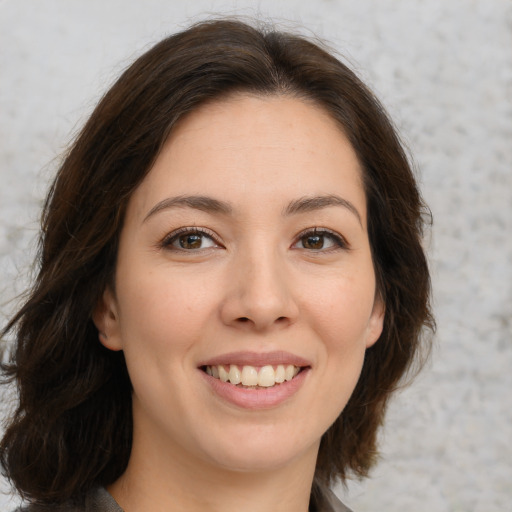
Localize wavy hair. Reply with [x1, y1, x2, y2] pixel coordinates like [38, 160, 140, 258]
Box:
[1, 18, 434, 506]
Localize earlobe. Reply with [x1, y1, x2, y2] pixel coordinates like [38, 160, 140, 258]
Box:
[92, 287, 123, 351]
[366, 296, 385, 349]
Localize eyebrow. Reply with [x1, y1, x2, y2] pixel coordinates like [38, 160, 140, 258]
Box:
[284, 194, 363, 226]
[143, 195, 233, 222]
[143, 193, 362, 226]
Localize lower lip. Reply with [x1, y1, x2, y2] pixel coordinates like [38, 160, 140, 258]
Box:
[199, 368, 310, 410]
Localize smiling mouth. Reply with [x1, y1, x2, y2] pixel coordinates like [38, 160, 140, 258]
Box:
[201, 364, 303, 389]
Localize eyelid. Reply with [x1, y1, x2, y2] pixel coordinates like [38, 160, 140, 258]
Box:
[292, 227, 350, 250]
[160, 226, 223, 250]
[159, 226, 348, 252]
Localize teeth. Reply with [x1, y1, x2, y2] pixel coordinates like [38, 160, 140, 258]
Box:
[258, 365, 275, 387]
[228, 365, 241, 385]
[218, 365, 229, 383]
[205, 364, 302, 387]
[241, 366, 258, 386]
[275, 365, 285, 383]
[285, 364, 297, 381]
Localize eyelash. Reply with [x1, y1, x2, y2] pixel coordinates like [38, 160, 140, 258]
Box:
[160, 227, 349, 252]
[160, 227, 221, 251]
[292, 228, 349, 252]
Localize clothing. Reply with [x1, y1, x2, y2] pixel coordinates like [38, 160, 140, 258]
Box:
[14, 484, 353, 512]
[13, 487, 121, 512]
[312, 484, 353, 512]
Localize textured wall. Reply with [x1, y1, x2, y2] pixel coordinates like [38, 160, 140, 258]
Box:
[1, 1, 511, 511]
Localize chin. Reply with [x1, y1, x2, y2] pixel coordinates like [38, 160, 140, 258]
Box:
[211, 450, 304, 474]
[197, 427, 319, 474]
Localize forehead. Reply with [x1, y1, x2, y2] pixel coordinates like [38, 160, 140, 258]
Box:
[129, 93, 366, 221]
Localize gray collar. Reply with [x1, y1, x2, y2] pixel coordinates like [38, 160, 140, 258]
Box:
[15, 484, 352, 512]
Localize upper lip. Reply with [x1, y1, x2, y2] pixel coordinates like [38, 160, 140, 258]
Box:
[198, 350, 312, 368]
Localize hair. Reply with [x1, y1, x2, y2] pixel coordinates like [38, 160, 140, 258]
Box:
[1, 18, 434, 506]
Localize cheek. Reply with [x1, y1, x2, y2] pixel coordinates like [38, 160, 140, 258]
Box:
[113, 270, 219, 422]
[115, 268, 218, 361]
[303, 270, 377, 345]
[301, 268, 376, 402]
[308, 278, 374, 407]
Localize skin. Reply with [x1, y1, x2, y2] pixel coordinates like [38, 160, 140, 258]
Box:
[94, 94, 384, 512]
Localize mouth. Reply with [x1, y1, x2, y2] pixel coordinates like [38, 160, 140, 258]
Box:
[198, 352, 311, 408]
[201, 364, 304, 389]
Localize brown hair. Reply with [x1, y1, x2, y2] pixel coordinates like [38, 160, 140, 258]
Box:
[1, 18, 434, 505]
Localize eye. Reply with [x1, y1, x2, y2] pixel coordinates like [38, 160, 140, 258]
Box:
[292, 229, 347, 251]
[162, 228, 220, 251]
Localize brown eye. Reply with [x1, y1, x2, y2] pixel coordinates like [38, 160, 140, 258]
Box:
[292, 229, 347, 251]
[301, 234, 325, 250]
[178, 234, 203, 249]
[163, 229, 219, 251]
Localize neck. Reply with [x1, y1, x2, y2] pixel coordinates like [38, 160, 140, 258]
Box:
[109, 425, 318, 512]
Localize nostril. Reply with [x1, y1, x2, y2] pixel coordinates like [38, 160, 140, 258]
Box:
[236, 316, 288, 325]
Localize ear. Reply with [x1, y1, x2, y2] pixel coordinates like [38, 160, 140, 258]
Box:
[92, 287, 123, 351]
[365, 295, 385, 349]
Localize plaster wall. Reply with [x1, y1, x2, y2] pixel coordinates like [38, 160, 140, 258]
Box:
[1, 1, 511, 510]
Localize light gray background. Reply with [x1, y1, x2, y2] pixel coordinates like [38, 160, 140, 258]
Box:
[1, 1, 511, 511]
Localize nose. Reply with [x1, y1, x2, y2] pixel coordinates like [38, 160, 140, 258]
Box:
[219, 249, 299, 332]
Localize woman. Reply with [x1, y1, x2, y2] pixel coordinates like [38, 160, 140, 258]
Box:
[1, 19, 434, 512]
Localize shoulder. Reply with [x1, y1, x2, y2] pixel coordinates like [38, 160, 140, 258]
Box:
[313, 482, 354, 512]
[11, 504, 82, 512]
[323, 488, 354, 512]
[11, 487, 123, 512]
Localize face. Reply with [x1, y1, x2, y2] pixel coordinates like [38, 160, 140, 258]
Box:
[95, 94, 384, 476]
